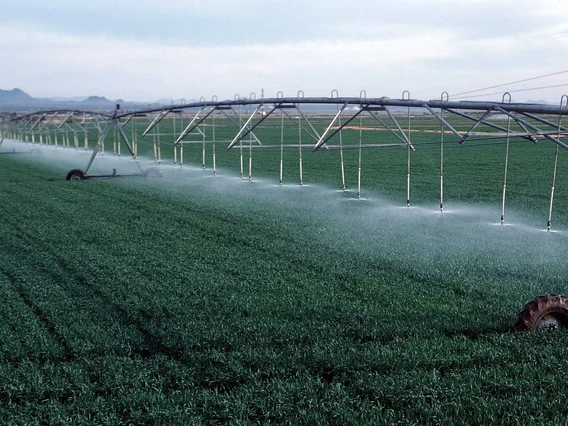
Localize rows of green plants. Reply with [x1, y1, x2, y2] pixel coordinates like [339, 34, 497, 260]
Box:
[2, 116, 568, 423]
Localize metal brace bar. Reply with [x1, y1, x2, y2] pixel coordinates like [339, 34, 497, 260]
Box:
[367, 107, 415, 150]
[313, 107, 365, 151]
[225, 103, 280, 149]
[14, 115, 35, 131]
[121, 115, 135, 127]
[175, 108, 205, 139]
[174, 107, 216, 145]
[517, 112, 568, 133]
[62, 121, 79, 136]
[384, 107, 414, 148]
[459, 109, 494, 142]
[54, 112, 77, 132]
[116, 121, 144, 172]
[85, 120, 113, 174]
[141, 110, 169, 137]
[495, 106, 568, 150]
[294, 105, 322, 140]
[495, 107, 538, 142]
[219, 106, 263, 146]
[314, 103, 348, 151]
[514, 120, 538, 142]
[226, 104, 262, 150]
[26, 113, 49, 134]
[423, 105, 465, 142]
[280, 108, 322, 143]
[35, 113, 61, 134]
[445, 108, 536, 142]
[70, 117, 87, 133]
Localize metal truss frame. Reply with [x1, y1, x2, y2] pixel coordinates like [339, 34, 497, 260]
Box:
[3, 93, 568, 228]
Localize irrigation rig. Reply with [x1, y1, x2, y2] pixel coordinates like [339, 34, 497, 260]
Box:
[2, 91, 568, 331]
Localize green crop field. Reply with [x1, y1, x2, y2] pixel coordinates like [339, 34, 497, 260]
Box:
[2, 117, 568, 424]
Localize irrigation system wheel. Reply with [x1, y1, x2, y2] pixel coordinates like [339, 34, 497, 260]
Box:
[66, 169, 86, 180]
[144, 167, 162, 178]
[515, 294, 568, 331]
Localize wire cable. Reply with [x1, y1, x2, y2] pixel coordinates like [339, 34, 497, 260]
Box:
[452, 83, 568, 100]
[450, 70, 568, 98]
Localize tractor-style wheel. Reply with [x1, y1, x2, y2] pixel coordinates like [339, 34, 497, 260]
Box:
[66, 169, 86, 180]
[144, 167, 162, 178]
[515, 294, 568, 331]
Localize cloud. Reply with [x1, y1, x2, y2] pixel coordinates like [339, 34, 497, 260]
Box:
[0, 24, 460, 101]
[2, 0, 568, 103]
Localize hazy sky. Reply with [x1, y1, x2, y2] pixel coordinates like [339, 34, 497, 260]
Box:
[2, 0, 568, 102]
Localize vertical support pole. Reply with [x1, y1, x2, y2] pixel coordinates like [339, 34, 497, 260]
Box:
[212, 96, 217, 176]
[153, 131, 158, 161]
[501, 92, 512, 224]
[173, 112, 177, 165]
[134, 122, 138, 157]
[84, 131, 88, 150]
[547, 95, 567, 231]
[357, 90, 366, 199]
[53, 133, 56, 146]
[357, 115, 362, 198]
[248, 92, 256, 181]
[82, 113, 87, 150]
[403, 90, 412, 206]
[332, 90, 346, 190]
[298, 90, 304, 186]
[179, 112, 183, 166]
[157, 122, 162, 164]
[248, 126, 253, 181]
[278, 91, 284, 185]
[440, 92, 448, 212]
[200, 97, 206, 169]
[202, 128, 206, 168]
[113, 127, 117, 155]
[235, 95, 244, 178]
[117, 128, 121, 156]
[339, 112, 346, 191]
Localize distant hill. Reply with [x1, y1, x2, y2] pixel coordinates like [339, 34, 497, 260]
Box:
[0, 88, 160, 112]
[0, 88, 34, 103]
[84, 95, 112, 104]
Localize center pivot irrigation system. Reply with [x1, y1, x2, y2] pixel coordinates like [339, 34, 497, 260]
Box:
[2, 90, 568, 331]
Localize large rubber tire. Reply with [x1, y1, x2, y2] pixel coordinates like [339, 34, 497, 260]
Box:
[66, 169, 86, 180]
[515, 294, 568, 331]
[144, 167, 162, 178]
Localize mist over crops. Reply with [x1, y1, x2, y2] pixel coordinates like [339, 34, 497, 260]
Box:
[12, 137, 568, 299]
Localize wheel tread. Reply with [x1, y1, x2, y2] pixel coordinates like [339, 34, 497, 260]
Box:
[515, 294, 568, 331]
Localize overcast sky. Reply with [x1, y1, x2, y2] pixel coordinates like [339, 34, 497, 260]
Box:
[2, 0, 568, 103]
